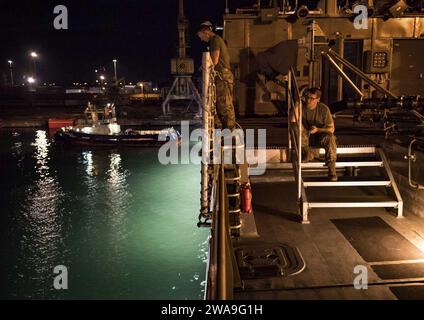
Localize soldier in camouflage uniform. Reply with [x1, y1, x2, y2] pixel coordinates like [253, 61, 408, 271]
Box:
[291, 87, 338, 181]
[197, 21, 236, 130]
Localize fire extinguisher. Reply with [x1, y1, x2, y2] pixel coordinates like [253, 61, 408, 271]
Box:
[241, 182, 252, 214]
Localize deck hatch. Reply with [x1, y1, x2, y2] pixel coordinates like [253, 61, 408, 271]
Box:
[235, 243, 305, 280]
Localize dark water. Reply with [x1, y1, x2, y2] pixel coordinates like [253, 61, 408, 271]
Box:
[0, 129, 209, 299]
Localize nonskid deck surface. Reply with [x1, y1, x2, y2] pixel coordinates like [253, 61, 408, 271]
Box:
[235, 120, 424, 300]
[235, 181, 424, 300]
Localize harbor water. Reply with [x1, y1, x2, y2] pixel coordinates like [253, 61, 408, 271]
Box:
[0, 128, 208, 299]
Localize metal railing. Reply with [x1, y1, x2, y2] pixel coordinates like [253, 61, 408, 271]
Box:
[201, 52, 237, 300]
[321, 51, 364, 98]
[406, 138, 424, 190]
[204, 148, 237, 300]
[200, 53, 213, 222]
[286, 60, 404, 222]
[325, 48, 397, 99]
[287, 66, 304, 203]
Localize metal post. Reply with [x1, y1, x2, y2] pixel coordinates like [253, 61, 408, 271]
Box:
[113, 60, 117, 81]
[337, 39, 344, 101]
[308, 21, 316, 88]
[217, 157, 228, 300]
[323, 53, 365, 98]
[8, 60, 14, 87]
[297, 98, 302, 201]
[287, 72, 292, 152]
[289, 67, 302, 202]
[327, 49, 397, 98]
[201, 53, 212, 215]
[162, 78, 178, 116]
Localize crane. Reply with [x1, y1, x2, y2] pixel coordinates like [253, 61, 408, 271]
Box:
[161, 0, 202, 117]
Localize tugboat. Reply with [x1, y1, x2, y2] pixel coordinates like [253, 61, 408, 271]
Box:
[54, 102, 180, 147]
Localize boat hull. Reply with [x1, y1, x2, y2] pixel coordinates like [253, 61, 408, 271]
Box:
[54, 129, 179, 147]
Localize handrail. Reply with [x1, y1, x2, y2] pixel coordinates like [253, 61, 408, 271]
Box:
[407, 139, 424, 190]
[202, 50, 235, 300]
[217, 150, 233, 299]
[326, 48, 397, 99]
[322, 52, 365, 98]
[206, 148, 235, 300]
[204, 163, 219, 300]
[205, 147, 236, 300]
[289, 66, 302, 105]
[287, 67, 303, 201]
[200, 52, 213, 219]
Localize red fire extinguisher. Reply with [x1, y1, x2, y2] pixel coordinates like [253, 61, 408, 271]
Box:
[241, 182, 252, 214]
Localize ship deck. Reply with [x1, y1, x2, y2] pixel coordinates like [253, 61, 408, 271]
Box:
[234, 118, 424, 300]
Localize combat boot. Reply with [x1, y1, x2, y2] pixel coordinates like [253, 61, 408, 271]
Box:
[328, 161, 338, 181]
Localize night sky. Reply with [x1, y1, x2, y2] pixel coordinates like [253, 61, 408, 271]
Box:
[0, 0, 247, 86]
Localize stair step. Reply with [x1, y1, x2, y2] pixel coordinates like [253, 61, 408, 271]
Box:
[265, 159, 383, 170]
[303, 176, 391, 187]
[307, 201, 399, 208]
[313, 146, 376, 155]
[301, 161, 383, 169]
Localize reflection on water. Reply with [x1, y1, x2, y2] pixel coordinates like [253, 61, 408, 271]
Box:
[13, 130, 65, 298]
[33, 130, 50, 176]
[82, 151, 94, 176]
[0, 129, 208, 299]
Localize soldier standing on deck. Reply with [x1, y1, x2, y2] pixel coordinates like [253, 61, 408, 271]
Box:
[197, 21, 236, 130]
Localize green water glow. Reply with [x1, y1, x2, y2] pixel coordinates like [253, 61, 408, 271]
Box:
[0, 129, 209, 299]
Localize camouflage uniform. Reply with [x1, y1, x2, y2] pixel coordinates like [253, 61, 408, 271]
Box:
[300, 127, 337, 165]
[215, 68, 236, 130]
[210, 34, 236, 130]
[294, 102, 337, 165]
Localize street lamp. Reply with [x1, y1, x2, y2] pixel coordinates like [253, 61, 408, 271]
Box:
[30, 51, 38, 78]
[99, 75, 106, 93]
[7, 60, 14, 86]
[112, 59, 117, 81]
[27, 77, 35, 84]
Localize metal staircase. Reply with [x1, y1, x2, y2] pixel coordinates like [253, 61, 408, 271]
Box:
[294, 145, 403, 224]
[286, 67, 403, 224]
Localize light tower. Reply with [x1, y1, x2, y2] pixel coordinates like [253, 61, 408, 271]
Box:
[30, 51, 38, 78]
[113, 59, 117, 81]
[161, 0, 201, 117]
[8, 60, 14, 86]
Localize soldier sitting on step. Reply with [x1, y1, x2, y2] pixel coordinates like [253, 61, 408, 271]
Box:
[290, 87, 338, 182]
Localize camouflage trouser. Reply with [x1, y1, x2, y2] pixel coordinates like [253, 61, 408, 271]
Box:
[215, 69, 236, 130]
[293, 125, 337, 163]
